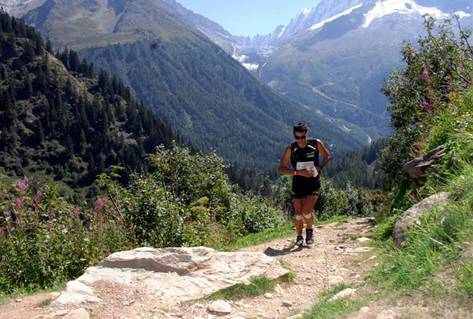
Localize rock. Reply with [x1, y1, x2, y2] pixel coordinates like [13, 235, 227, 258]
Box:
[15, 298, 22, 302]
[64, 308, 89, 319]
[328, 276, 344, 286]
[356, 237, 371, 243]
[275, 284, 284, 294]
[393, 192, 449, 248]
[264, 293, 273, 299]
[376, 309, 396, 319]
[403, 145, 446, 187]
[54, 310, 69, 316]
[282, 300, 293, 307]
[53, 247, 288, 310]
[360, 306, 370, 313]
[207, 300, 232, 314]
[328, 288, 356, 301]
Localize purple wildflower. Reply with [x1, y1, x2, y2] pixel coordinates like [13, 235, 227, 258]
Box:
[48, 212, 56, 221]
[421, 68, 430, 81]
[16, 180, 29, 193]
[95, 198, 106, 212]
[73, 208, 81, 218]
[0, 228, 4, 238]
[15, 198, 23, 207]
[35, 191, 43, 203]
[3, 210, 10, 217]
[421, 100, 434, 112]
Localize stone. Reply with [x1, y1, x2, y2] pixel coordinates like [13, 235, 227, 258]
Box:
[64, 308, 89, 319]
[360, 306, 370, 313]
[393, 192, 449, 248]
[403, 145, 446, 187]
[53, 247, 288, 311]
[328, 288, 356, 301]
[207, 300, 232, 314]
[376, 309, 396, 319]
[264, 293, 273, 299]
[275, 284, 284, 294]
[357, 237, 371, 243]
[328, 275, 344, 286]
[282, 300, 293, 307]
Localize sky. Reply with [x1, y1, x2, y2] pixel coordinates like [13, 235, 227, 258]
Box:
[177, 0, 322, 37]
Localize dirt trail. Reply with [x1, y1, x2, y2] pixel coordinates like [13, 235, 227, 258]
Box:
[0, 217, 376, 319]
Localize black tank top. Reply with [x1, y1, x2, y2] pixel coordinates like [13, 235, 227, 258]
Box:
[291, 139, 320, 182]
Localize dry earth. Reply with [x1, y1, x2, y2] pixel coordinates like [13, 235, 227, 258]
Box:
[0, 218, 376, 319]
[2, 217, 471, 319]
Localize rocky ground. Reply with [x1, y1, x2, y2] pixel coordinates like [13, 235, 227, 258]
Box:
[1, 217, 470, 319]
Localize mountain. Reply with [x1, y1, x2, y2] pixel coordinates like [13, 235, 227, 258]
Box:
[215, 0, 473, 142]
[0, 10, 176, 189]
[0, 0, 45, 16]
[10, 0, 370, 173]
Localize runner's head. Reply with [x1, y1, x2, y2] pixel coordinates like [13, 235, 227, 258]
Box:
[293, 122, 308, 144]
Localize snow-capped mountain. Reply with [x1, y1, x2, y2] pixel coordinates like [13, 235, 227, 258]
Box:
[229, 0, 473, 141]
[0, 0, 45, 15]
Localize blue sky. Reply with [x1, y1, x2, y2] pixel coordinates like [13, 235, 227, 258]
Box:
[177, 0, 322, 37]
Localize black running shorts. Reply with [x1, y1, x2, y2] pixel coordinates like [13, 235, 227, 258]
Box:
[292, 176, 321, 199]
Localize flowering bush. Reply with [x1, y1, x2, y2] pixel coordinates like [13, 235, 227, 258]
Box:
[0, 178, 133, 294]
[381, 18, 473, 188]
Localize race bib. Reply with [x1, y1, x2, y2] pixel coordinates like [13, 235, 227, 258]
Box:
[296, 161, 318, 177]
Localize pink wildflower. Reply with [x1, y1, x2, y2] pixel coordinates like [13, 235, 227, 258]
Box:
[15, 198, 23, 207]
[73, 208, 81, 218]
[16, 180, 29, 193]
[95, 198, 106, 212]
[3, 210, 10, 217]
[421, 100, 434, 112]
[35, 191, 42, 203]
[421, 68, 430, 81]
[0, 228, 4, 238]
[48, 212, 56, 221]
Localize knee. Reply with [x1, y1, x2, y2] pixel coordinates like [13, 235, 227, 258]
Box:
[295, 214, 304, 221]
[303, 212, 313, 220]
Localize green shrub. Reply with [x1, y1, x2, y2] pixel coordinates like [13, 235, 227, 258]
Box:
[0, 178, 133, 294]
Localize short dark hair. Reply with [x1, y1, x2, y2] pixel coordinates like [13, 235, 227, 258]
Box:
[293, 122, 308, 133]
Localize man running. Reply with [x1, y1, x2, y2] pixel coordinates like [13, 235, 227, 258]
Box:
[278, 123, 332, 246]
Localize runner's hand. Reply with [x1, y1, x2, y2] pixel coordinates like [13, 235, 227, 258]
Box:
[299, 169, 314, 177]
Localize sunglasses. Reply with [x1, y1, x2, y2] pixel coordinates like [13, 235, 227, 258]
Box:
[294, 135, 307, 140]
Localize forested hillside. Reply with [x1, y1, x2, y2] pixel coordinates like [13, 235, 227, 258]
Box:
[14, 0, 369, 173]
[0, 10, 176, 192]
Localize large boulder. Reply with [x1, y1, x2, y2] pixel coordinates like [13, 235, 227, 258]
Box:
[52, 247, 288, 317]
[393, 192, 449, 248]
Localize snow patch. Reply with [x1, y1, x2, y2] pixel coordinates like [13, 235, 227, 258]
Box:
[310, 4, 363, 31]
[301, 8, 311, 16]
[278, 26, 287, 38]
[242, 63, 259, 71]
[232, 54, 249, 63]
[454, 11, 471, 19]
[363, 0, 449, 28]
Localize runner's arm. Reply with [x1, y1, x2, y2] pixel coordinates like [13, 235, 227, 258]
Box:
[278, 146, 312, 177]
[317, 139, 332, 171]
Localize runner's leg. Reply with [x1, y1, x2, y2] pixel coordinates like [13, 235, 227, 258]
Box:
[292, 198, 303, 236]
[302, 195, 318, 228]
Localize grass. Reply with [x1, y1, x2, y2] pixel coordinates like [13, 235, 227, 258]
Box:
[215, 214, 355, 252]
[457, 261, 473, 299]
[38, 298, 52, 307]
[369, 164, 473, 293]
[209, 274, 294, 300]
[215, 224, 294, 252]
[0, 282, 64, 305]
[301, 284, 372, 319]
